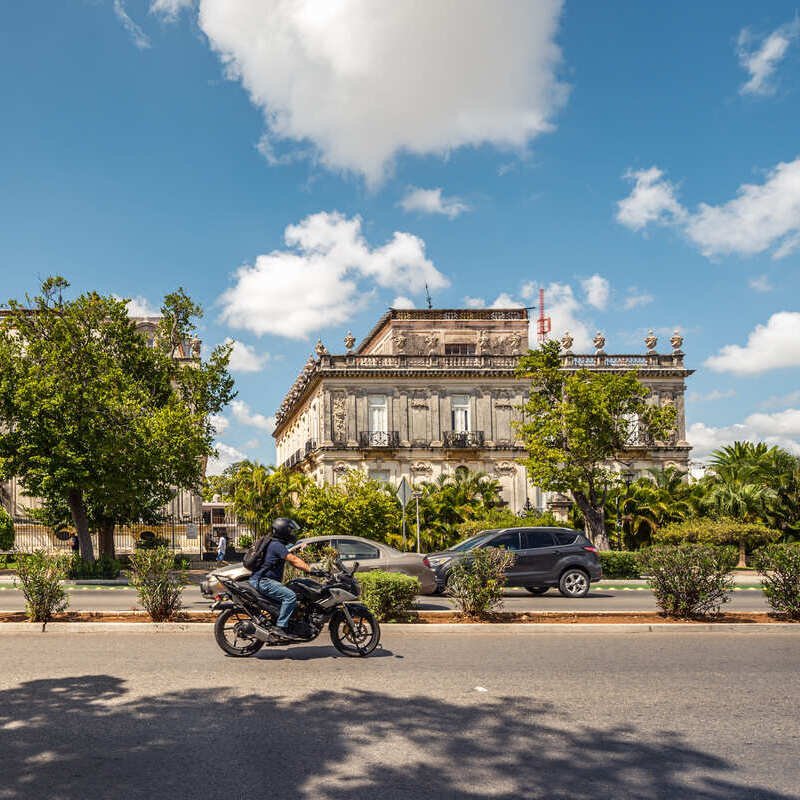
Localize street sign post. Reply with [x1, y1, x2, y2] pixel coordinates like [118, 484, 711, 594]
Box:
[397, 477, 412, 548]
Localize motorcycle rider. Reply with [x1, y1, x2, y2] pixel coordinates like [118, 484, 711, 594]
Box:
[249, 517, 318, 641]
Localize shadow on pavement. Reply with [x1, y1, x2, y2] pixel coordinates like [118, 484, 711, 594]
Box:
[0, 675, 791, 800]
[254, 645, 396, 661]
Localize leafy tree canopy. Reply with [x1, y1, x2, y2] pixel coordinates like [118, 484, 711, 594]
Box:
[0, 278, 235, 560]
[516, 341, 677, 550]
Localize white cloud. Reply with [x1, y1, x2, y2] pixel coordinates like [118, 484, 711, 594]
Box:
[581, 274, 610, 310]
[688, 412, 800, 460]
[749, 274, 774, 293]
[218, 211, 448, 339]
[197, 0, 567, 185]
[618, 158, 800, 260]
[616, 167, 685, 231]
[623, 289, 654, 310]
[206, 442, 248, 475]
[209, 414, 229, 435]
[391, 296, 415, 310]
[399, 187, 470, 219]
[687, 389, 736, 403]
[490, 293, 524, 309]
[761, 389, 800, 409]
[120, 295, 160, 317]
[150, 0, 194, 22]
[231, 399, 276, 433]
[225, 339, 271, 372]
[464, 296, 486, 309]
[114, 0, 152, 49]
[705, 312, 800, 375]
[738, 19, 800, 96]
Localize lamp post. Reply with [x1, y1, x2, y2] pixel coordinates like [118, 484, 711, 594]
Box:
[615, 468, 635, 550]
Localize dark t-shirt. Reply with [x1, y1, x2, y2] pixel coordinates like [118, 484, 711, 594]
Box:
[252, 540, 289, 583]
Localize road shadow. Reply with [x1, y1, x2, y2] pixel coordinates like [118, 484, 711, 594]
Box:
[0, 675, 793, 799]
[254, 644, 396, 661]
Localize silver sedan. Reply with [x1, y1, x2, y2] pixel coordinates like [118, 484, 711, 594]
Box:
[290, 535, 438, 595]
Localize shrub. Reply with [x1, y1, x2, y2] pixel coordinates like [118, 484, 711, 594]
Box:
[599, 551, 640, 579]
[0, 507, 14, 551]
[753, 544, 800, 620]
[65, 554, 122, 580]
[655, 518, 781, 567]
[359, 571, 419, 621]
[15, 550, 69, 629]
[284, 543, 340, 582]
[238, 533, 254, 550]
[129, 546, 187, 622]
[447, 547, 516, 619]
[637, 545, 734, 618]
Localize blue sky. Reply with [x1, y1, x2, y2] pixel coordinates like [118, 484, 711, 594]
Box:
[2, 1, 799, 470]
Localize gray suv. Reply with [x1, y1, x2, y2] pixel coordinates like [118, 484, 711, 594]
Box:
[427, 527, 603, 597]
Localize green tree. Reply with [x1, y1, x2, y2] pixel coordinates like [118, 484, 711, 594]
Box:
[299, 470, 401, 541]
[516, 342, 677, 550]
[0, 278, 234, 560]
[230, 463, 309, 533]
[0, 506, 14, 550]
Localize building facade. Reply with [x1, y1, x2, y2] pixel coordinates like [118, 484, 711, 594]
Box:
[272, 309, 693, 513]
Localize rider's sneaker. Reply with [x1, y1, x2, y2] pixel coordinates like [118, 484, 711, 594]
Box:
[275, 627, 303, 641]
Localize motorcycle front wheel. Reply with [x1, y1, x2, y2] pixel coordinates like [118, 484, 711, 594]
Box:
[214, 608, 264, 657]
[329, 607, 380, 657]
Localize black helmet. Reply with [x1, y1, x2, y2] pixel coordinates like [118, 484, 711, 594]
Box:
[271, 517, 301, 544]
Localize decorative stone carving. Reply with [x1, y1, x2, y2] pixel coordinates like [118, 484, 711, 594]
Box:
[560, 331, 574, 353]
[423, 333, 439, 355]
[410, 461, 433, 474]
[494, 460, 517, 476]
[344, 331, 355, 352]
[392, 333, 407, 354]
[190, 337, 201, 358]
[644, 329, 658, 353]
[593, 331, 606, 353]
[507, 331, 524, 355]
[670, 330, 684, 353]
[333, 462, 350, 474]
[315, 339, 328, 357]
[477, 329, 492, 355]
[332, 394, 347, 441]
[494, 390, 514, 409]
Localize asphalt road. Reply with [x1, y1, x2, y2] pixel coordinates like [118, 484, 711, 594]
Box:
[0, 585, 772, 612]
[0, 627, 797, 799]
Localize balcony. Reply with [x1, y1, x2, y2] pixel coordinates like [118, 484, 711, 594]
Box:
[358, 430, 400, 448]
[443, 430, 485, 448]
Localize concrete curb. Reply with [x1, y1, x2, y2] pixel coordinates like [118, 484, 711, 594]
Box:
[0, 622, 797, 634]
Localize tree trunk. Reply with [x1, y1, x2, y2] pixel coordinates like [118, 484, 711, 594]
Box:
[98, 520, 116, 560]
[573, 492, 610, 550]
[737, 540, 747, 569]
[66, 489, 94, 561]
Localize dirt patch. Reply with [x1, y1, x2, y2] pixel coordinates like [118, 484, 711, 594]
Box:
[0, 610, 794, 625]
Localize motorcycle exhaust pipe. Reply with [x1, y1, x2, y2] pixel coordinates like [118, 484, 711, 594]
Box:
[239, 620, 274, 643]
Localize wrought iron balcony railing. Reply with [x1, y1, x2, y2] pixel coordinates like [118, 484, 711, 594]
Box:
[358, 430, 400, 448]
[443, 430, 485, 448]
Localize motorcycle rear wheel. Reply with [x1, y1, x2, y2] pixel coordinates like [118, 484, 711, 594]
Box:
[214, 608, 265, 657]
[329, 608, 380, 657]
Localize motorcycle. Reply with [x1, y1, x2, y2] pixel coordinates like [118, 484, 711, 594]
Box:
[201, 558, 381, 658]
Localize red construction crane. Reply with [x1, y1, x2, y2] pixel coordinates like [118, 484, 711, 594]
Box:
[536, 287, 551, 343]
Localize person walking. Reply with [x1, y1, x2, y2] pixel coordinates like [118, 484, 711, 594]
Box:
[216, 532, 227, 563]
[69, 532, 79, 554]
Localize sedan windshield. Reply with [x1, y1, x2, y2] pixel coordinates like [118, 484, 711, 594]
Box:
[447, 531, 495, 552]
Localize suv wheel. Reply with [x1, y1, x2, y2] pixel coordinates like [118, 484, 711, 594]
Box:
[558, 568, 590, 598]
[524, 586, 549, 595]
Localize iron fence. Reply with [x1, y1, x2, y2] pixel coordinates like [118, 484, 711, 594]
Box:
[7, 514, 260, 559]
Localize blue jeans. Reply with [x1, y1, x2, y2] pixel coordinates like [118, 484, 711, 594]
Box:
[250, 576, 297, 628]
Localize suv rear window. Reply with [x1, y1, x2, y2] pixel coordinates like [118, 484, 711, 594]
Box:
[521, 530, 556, 548]
[553, 530, 580, 545]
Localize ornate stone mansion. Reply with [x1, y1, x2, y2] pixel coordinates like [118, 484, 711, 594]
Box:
[272, 308, 693, 514]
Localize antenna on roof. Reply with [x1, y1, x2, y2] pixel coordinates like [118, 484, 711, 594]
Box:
[425, 283, 433, 309]
[536, 287, 551, 343]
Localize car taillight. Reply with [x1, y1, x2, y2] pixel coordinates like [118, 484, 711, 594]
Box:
[422, 556, 431, 568]
[583, 545, 598, 554]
